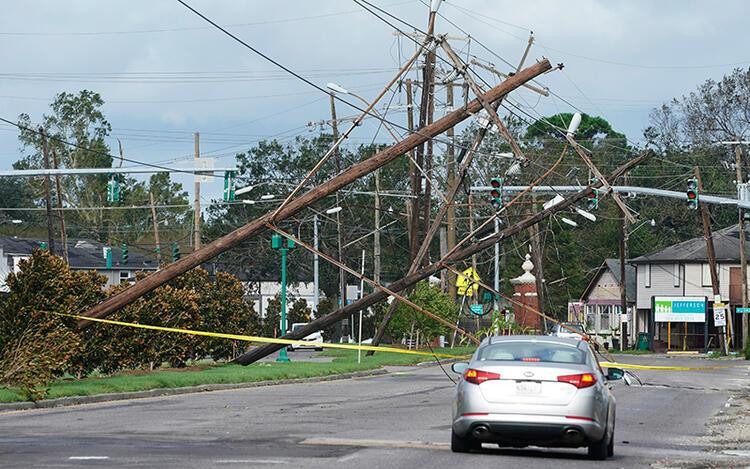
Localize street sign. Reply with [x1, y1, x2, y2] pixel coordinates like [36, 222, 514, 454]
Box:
[469, 304, 484, 316]
[737, 307, 750, 313]
[456, 267, 480, 297]
[654, 296, 706, 323]
[714, 303, 727, 327]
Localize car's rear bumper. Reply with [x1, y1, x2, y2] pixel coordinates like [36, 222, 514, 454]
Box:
[453, 413, 604, 447]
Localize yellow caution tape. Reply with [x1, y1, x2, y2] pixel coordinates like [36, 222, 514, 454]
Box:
[599, 361, 733, 371]
[50, 312, 466, 360]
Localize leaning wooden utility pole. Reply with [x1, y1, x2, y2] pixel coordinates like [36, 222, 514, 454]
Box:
[78, 60, 552, 328]
[695, 168, 727, 354]
[235, 151, 650, 365]
[40, 129, 56, 255]
[735, 144, 748, 349]
[149, 191, 162, 265]
[193, 132, 201, 251]
[50, 149, 68, 264]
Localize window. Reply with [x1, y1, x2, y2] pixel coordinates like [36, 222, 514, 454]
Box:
[477, 341, 585, 364]
[701, 263, 712, 287]
[600, 305, 611, 331]
[673, 264, 680, 287]
[645, 264, 651, 288]
[119, 271, 131, 284]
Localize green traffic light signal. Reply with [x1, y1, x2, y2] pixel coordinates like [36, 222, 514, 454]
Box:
[121, 243, 128, 265]
[171, 242, 180, 261]
[686, 177, 699, 209]
[586, 188, 599, 210]
[489, 177, 504, 208]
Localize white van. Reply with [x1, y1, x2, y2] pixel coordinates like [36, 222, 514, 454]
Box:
[287, 323, 324, 351]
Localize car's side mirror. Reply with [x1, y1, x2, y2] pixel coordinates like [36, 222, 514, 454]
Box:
[606, 367, 625, 381]
[451, 362, 469, 375]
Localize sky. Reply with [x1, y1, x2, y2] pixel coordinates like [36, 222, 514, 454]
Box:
[0, 0, 748, 202]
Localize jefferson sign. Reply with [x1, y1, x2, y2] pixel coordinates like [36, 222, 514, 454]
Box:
[653, 296, 706, 323]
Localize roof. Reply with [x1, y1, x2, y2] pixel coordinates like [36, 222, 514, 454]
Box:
[0, 237, 157, 270]
[630, 224, 748, 264]
[580, 258, 636, 303]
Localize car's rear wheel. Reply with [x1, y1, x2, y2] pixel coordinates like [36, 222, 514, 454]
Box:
[451, 429, 481, 453]
[588, 425, 611, 460]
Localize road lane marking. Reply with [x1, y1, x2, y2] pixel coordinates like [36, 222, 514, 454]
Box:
[216, 460, 287, 464]
[68, 456, 109, 460]
[301, 437, 450, 450]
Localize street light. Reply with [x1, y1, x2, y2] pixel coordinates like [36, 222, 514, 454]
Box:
[628, 218, 656, 237]
[325, 206, 343, 215]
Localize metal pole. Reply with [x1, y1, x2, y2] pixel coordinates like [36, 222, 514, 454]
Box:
[277, 246, 290, 362]
[619, 210, 628, 351]
[358, 249, 365, 364]
[51, 149, 68, 264]
[494, 217, 500, 311]
[313, 214, 320, 316]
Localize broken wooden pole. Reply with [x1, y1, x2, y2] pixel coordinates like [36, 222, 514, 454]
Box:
[233, 150, 651, 365]
[77, 59, 553, 328]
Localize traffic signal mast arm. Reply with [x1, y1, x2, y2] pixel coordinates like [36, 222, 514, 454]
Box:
[77, 59, 553, 328]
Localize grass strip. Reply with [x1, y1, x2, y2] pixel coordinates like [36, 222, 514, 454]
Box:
[0, 346, 475, 403]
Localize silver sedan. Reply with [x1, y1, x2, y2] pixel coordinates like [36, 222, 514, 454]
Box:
[451, 335, 624, 460]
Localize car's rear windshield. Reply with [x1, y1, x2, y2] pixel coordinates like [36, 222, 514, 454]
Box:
[558, 324, 584, 333]
[292, 324, 306, 332]
[476, 342, 586, 364]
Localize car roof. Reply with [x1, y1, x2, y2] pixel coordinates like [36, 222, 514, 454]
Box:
[486, 335, 585, 348]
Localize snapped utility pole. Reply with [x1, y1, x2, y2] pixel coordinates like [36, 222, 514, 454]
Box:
[236, 151, 650, 365]
[78, 59, 553, 328]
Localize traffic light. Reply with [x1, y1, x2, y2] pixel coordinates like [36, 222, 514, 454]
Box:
[223, 171, 236, 202]
[586, 188, 599, 210]
[171, 242, 180, 261]
[489, 177, 504, 208]
[686, 177, 699, 209]
[121, 243, 128, 265]
[107, 174, 120, 203]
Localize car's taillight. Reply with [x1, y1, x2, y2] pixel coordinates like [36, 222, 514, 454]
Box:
[464, 368, 500, 385]
[557, 373, 597, 388]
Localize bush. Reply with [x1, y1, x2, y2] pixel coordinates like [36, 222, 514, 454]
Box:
[389, 282, 460, 345]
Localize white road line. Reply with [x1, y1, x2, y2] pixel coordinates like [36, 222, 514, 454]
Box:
[68, 456, 110, 460]
[301, 437, 450, 451]
[215, 460, 287, 465]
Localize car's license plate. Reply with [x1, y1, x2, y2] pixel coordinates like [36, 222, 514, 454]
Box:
[515, 381, 541, 394]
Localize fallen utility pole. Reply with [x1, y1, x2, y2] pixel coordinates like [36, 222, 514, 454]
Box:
[234, 150, 650, 365]
[77, 59, 553, 328]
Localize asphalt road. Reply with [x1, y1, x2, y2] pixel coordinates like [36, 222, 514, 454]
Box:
[0, 355, 748, 468]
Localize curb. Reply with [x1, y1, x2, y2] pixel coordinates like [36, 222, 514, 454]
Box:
[0, 368, 388, 413]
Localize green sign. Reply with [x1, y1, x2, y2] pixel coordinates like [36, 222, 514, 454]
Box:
[654, 296, 706, 323]
[738, 308, 750, 313]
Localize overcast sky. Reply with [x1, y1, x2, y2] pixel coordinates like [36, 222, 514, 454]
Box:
[0, 0, 747, 201]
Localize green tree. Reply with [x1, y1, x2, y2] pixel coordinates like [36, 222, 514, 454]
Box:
[389, 282, 459, 345]
[0, 250, 105, 398]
